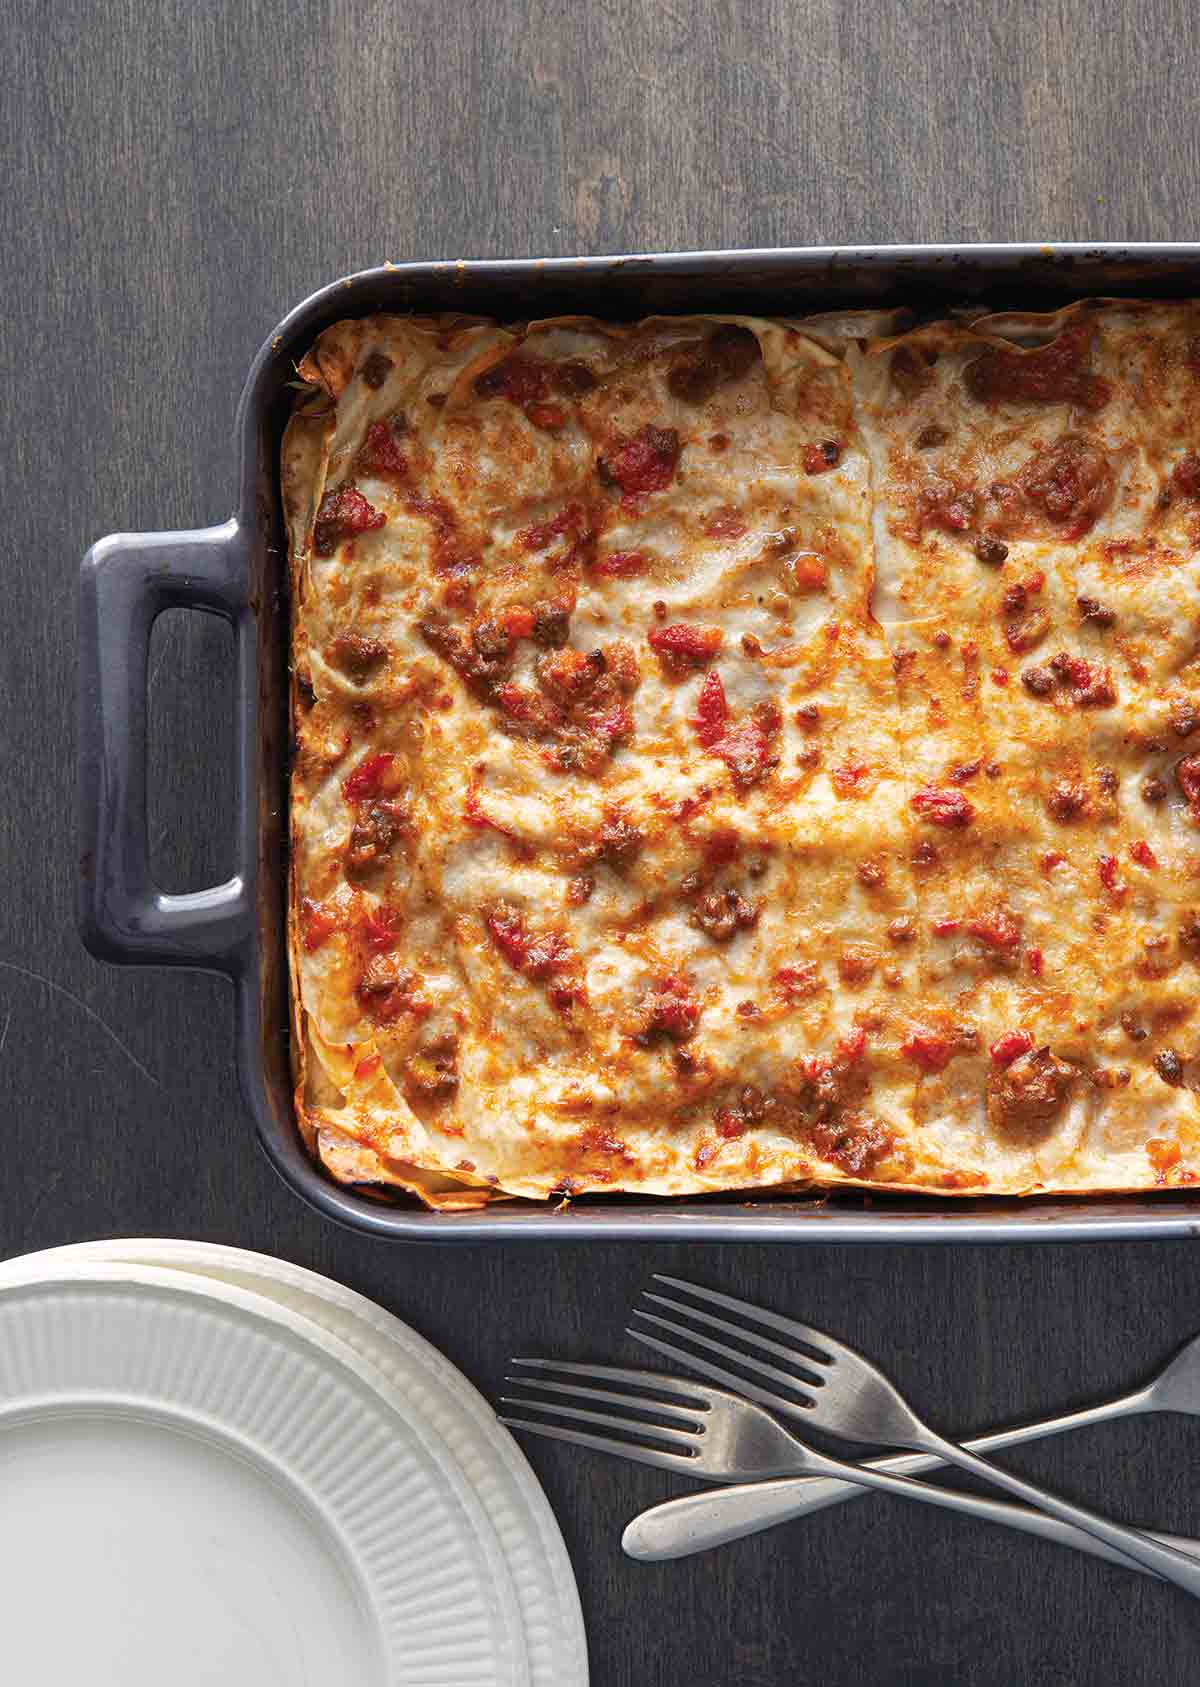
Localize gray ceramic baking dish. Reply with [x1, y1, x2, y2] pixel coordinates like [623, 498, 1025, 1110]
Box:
[77, 242, 1200, 1242]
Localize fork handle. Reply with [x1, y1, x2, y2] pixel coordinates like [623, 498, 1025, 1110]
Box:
[623, 1390, 1147, 1561]
[623, 1474, 1200, 1571]
[905, 1432, 1200, 1597]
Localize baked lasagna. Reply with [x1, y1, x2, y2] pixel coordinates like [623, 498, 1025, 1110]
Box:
[284, 299, 1200, 1206]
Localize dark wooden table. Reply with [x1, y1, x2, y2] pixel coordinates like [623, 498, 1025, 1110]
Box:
[6, 3, 1200, 1680]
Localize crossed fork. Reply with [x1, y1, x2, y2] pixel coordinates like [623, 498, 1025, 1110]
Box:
[501, 1275, 1200, 1588]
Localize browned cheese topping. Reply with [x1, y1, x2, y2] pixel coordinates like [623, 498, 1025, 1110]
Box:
[284, 300, 1200, 1204]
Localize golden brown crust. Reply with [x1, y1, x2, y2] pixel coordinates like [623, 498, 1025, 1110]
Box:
[285, 302, 1200, 1207]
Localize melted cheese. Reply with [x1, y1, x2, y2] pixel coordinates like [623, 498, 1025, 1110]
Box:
[285, 302, 1200, 1205]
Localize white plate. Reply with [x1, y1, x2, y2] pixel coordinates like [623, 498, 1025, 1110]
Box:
[0, 1261, 540, 1687]
[4, 1241, 587, 1687]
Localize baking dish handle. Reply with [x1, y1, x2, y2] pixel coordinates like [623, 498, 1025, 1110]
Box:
[78, 521, 254, 975]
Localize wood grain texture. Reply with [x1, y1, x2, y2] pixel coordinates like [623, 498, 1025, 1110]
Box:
[4, 1, 1200, 1681]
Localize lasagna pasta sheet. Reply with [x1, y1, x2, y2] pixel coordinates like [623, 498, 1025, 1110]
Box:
[285, 302, 1200, 1205]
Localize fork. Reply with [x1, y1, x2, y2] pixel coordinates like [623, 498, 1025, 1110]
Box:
[500, 1360, 1200, 1580]
[624, 1302, 1200, 1565]
[626, 1276, 1200, 1597]
[625, 1313, 1200, 1560]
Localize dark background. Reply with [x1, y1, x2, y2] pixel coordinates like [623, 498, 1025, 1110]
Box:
[6, 2, 1200, 1681]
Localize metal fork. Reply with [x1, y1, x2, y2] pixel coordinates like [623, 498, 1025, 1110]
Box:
[499, 1361, 1200, 1580]
[627, 1276, 1200, 1597]
[625, 1313, 1200, 1561]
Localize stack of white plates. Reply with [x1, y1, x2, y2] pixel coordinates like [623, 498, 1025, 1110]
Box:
[0, 1240, 587, 1687]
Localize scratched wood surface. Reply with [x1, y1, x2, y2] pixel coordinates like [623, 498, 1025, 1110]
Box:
[5, 2, 1200, 1681]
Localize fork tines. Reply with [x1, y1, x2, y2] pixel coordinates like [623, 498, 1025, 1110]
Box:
[498, 1358, 711, 1470]
[628, 1274, 832, 1421]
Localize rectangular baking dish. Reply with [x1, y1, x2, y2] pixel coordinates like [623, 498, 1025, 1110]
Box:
[77, 242, 1200, 1243]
